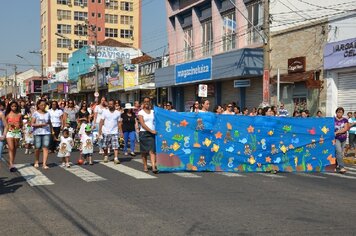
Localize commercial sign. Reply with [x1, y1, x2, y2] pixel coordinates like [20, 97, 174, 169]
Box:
[139, 59, 161, 84]
[175, 58, 212, 85]
[324, 37, 356, 70]
[288, 57, 306, 74]
[198, 84, 208, 97]
[88, 46, 142, 60]
[123, 64, 138, 89]
[262, 69, 270, 103]
[108, 61, 124, 92]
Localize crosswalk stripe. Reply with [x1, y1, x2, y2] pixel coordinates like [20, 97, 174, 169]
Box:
[100, 162, 157, 179]
[322, 172, 356, 179]
[14, 164, 54, 186]
[345, 166, 356, 171]
[294, 173, 327, 179]
[216, 172, 245, 177]
[343, 170, 356, 176]
[257, 173, 286, 178]
[59, 164, 106, 182]
[131, 159, 202, 178]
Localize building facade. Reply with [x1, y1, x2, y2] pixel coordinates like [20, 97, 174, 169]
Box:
[41, 0, 141, 74]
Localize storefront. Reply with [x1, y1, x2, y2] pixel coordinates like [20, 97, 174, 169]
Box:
[155, 48, 263, 112]
[324, 37, 356, 116]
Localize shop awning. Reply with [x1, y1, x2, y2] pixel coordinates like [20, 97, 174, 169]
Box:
[124, 82, 155, 91]
[271, 70, 323, 89]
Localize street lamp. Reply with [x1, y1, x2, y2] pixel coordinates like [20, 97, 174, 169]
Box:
[0, 68, 7, 98]
[29, 50, 44, 96]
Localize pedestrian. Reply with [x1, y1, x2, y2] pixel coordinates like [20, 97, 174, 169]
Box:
[249, 107, 257, 116]
[93, 97, 107, 154]
[256, 108, 263, 116]
[138, 97, 158, 173]
[301, 110, 309, 118]
[48, 100, 64, 153]
[262, 106, 274, 116]
[293, 110, 300, 117]
[278, 103, 289, 117]
[115, 100, 122, 112]
[214, 105, 224, 114]
[121, 103, 139, 156]
[57, 128, 73, 168]
[190, 101, 200, 112]
[200, 99, 210, 112]
[19, 100, 31, 117]
[80, 124, 94, 165]
[316, 110, 323, 117]
[5, 101, 22, 172]
[165, 101, 176, 112]
[234, 106, 241, 115]
[0, 101, 8, 165]
[223, 104, 235, 115]
[347, 111, 356, 158]
[31, 99, 52, 169]
[22, 118, 34, 154]
[271, 105, 278, 116]
[133, 100, 141, 116]
[242, 107, 249, 116]
[99, 99, 122, 164]
[334, 107, 349, 174]
[77, 101, 90, 129]
[63, 100, 79, 136]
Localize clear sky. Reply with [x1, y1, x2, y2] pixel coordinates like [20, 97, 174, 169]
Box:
[0, 0, 167, 74]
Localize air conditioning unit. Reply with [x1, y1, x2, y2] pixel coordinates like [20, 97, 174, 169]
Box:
[80, 3, 84, 8]
[68, 46, 73, 50]
[105, 0, 110, 4]
[130, 36, 134, 40]
[67, 1, 72, 6]
[57, 16, 62, 21]
[129, 25, 134, 30]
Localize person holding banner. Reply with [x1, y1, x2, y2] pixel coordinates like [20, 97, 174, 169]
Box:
[334, 107, 349, 174]
[138, 97, 158, 174]
[199, 99, 210, 112]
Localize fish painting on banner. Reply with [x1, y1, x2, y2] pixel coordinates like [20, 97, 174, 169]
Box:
[154, 107, 336, 173]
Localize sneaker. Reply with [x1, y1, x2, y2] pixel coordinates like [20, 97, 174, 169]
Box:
[61, 162, 66, 167]
[339, 168, 347, 174]
[130, 152, 136, 157]
[124, 152, 128, 156]
[114, 158, 120, 164]
[66, 163, 71, 168]
[24, 149, 28, 154]
[99, 149, 104, 154]
[103, 156, 109, 163]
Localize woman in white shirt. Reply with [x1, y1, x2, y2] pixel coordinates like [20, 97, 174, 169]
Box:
[138, 97, 158, 174]
[48, 100, 64, 153]
[31, 100, 53, 169]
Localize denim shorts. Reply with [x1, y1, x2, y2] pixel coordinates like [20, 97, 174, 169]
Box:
[34, 134, 51, 149]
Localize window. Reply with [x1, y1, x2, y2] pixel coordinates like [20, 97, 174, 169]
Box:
[57, 10, 71, 20]
[74, 0, 87, 6]
[98, 0, 101, 3]
[120, 15, 133, 25]
[105, 28, 118, 37]
[74, 11, 88, 21]
[105, 14, 118, 23]
[92, 12, 95, 17]
[202, 20, 213, 56]
[92, 0, 95, 2]
[98, 13, 102, 18]
[74, 40, 88, 48]
[57, 38, 72, 48]
[57, 53, 70, 63]
[74, 24, 87, 35]
[183, 27, 193, 61]
[120, 2, 133, 11]
[222, 11, 236, 51]
[57, 24, 71, 34]
[247, 2, 263, 44]
[98, 27, 101, 32]
[57, 0, 70, 5]
[120, 29, 133, 38]
[106, 0, 118, 9]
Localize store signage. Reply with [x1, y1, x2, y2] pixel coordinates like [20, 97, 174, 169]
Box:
[88, 46, 142, 60]
[139, 59, 161, 84]
[288, 57, 306, 74]
[234, 79, 251, 88]
[175, 58, 212, 85]
[324, 38, 356, 70]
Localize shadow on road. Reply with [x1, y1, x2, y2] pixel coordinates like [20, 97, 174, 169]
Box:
[0, 176, 24, 195]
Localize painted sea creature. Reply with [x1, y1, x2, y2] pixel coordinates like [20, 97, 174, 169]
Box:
[224, 130, 233, 143]
[196, 118, 204, 130]
[183, 136, 190, 147]
[161, 140, 170, 152]
[239, 138, 248, 144]
[266, 156, 272, 163]
[271, 144, 278, 154]
[268, 130, 274, 136]
[172, 134, 184, 142]
[180, 119, 188, 127]
[274, 157, 282, 164]
[234, 130, 240, 137]
[248, 156, 256, 165]
[203, 138, 212, 147]
[307, 127, 316, 135]
[291, 137, 299, 144]
[283, 125, 292, 133]
[261, 139, 267, 150]
[165, 121, 172, 132]
[182, 148, 191, 155]
[280, 145, 288, 154]
[171, 142, 181, 151]
[306, 139, 317, 149]
[294, 157, 298, 166]
[321, 126, 329, 134]
[197, 156, 206, 167]
[244, 144, 252, 155]
[247, 125, 254, 133]
[319, 136, 324, 144]
[227, 122, 233, 130]
[228, 157, 234, 168]
[211, 144, 220, 152]
[258, 153, 262, 158]
[322, 149, 329, 154]
[226, 146, 234, 153]
[215, 131, 223, 139]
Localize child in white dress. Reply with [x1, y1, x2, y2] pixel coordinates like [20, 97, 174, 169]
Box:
[57, 129, 74, 168]
[23, 118, 34, 154]
[80, 124, 94, 165]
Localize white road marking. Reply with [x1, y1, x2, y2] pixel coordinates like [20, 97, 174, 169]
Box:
[100, 162, 157, 179]
[345, 166, 356, 171]
[132, 159, 201, 178]
[59, 164, 106, 182]
[257, 173, 286, 178]
[344, 170, 356, 176]
[216, 172, 245, 177]
[323, 172, 356, 179]
[14, 164, 54, 186]
[294, 173, 327, 179]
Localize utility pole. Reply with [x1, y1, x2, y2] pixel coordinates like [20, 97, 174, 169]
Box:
[14, 65, 17, 99]
[93, 25, 99, 101]
[262, 0, 271, 105]
[30, 50, 44, 96]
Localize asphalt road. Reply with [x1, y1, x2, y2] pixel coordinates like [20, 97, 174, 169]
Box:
[1, 149, 356, 236]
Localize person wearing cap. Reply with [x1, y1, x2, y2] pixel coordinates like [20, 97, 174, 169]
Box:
[120, 103, 139, 156]
[80, 124, 94, 165]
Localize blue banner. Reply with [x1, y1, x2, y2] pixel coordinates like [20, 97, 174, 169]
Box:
[175, 58, 212, 84]
[155, 107, 336, 172]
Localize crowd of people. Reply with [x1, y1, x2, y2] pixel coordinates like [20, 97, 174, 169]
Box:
[0, 96, 157, 174]
[0, 96, 354, 174]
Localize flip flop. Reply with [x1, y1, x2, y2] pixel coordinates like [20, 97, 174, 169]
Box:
[42, 166, 49, 170]
[34, 163, 39, 168]
[9, 167, 17, 172]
